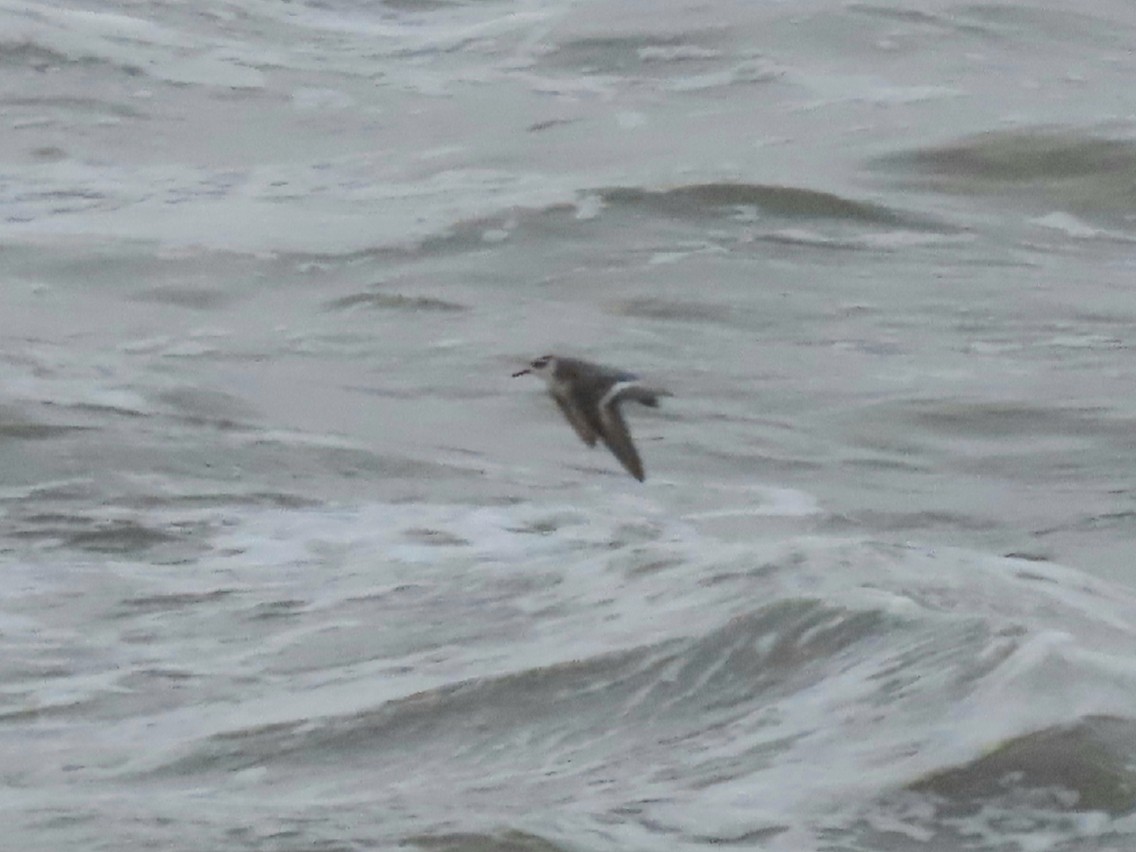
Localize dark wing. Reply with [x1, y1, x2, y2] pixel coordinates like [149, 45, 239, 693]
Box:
[597, 397, 645, 481]
[552, 392, 598, 447]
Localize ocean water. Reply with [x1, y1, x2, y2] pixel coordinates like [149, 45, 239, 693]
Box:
[3, 0, 1136, 849]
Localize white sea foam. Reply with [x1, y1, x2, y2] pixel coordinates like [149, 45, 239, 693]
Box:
[1032, 211, 1136, 242]
[0, 0, 267, 87]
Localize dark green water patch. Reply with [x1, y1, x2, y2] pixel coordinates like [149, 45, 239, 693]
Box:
[326, 291, 466, 313]
[908, 716, 1136, 816]
[0, 417, 90, 441]
[65, 520, 181, 553]
[873, 129, 1136, 220]
[599, 182, 912, 225]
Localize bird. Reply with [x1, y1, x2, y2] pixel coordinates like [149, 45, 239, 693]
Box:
[512, 354, 669, 481]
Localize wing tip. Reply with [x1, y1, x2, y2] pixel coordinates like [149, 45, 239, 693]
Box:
[623, 457, 646, 481]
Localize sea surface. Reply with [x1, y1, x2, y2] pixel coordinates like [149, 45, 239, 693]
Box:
[3, 1, 1136, 849]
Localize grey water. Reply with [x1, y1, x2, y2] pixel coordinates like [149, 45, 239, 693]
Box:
[3, 1, 1136, 849]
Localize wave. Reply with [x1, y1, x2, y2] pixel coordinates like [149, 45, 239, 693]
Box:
[909, 715, 1136, 816]
[596, 183, 917, 226]
[850, 717, 1136, 848]
[142, 597, 896, 779]
[120, 505, 1136, 850]
[14, 495, 1134, 849]
[873, 129, 1136, 228]
[0, 2, 265, 87]
[411, 180, 950, 261]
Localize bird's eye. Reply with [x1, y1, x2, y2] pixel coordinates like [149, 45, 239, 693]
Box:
[532, 356, 550, 368]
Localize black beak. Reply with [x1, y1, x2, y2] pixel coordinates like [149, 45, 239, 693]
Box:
[511, 368, 531, 377]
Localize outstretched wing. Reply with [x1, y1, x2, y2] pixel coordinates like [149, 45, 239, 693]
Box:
[597, 397, 645, 481]
[552, 393, 598, 447]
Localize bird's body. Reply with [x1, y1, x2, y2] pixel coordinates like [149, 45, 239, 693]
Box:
[512, 355, 669, 481]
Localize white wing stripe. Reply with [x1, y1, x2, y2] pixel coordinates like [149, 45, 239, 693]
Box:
[598, 380, 640, 410]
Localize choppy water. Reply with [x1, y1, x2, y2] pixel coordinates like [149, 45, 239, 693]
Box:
[4, 1, 1136, 849]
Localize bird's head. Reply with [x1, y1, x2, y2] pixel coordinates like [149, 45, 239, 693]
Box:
[512, 354, 557, 380]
